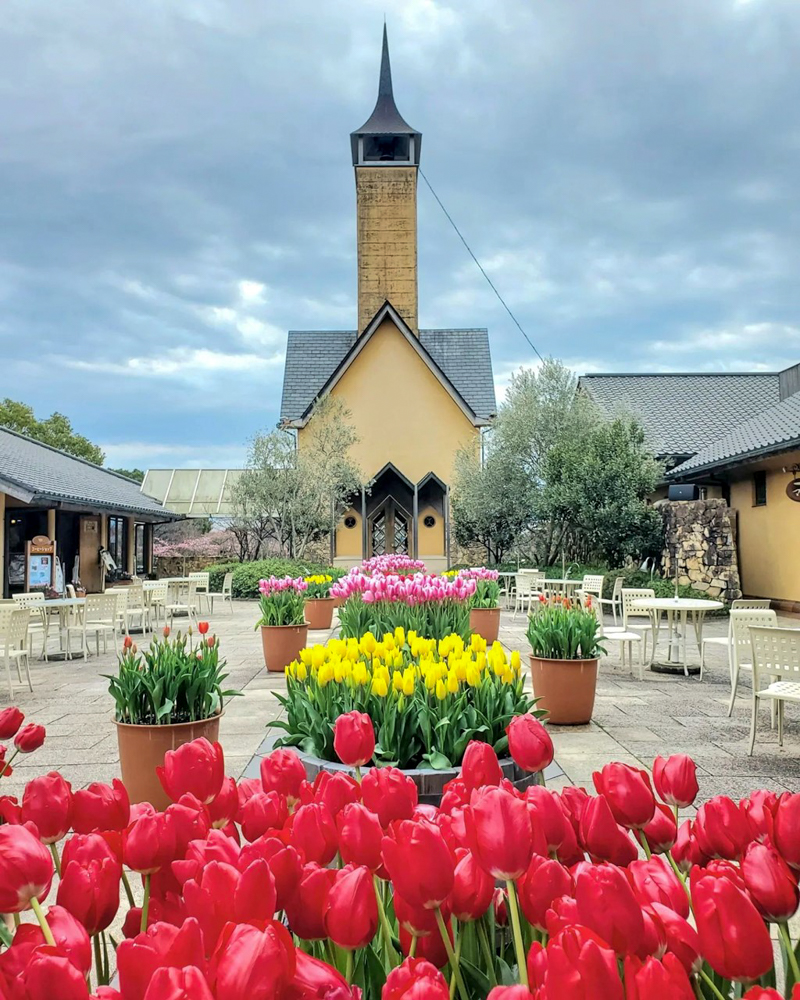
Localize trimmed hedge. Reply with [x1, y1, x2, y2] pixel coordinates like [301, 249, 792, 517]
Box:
[204, 559, 346, 599]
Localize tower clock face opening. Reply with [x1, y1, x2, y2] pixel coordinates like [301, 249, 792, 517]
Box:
[363, 135, 410, 162]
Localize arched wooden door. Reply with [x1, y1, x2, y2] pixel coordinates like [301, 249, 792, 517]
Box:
[369, 499, 410, 556]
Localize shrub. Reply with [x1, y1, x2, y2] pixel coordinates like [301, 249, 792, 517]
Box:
[204, 559, 344, 598]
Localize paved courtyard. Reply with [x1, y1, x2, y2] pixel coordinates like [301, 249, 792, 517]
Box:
[3, 600, 800, 806]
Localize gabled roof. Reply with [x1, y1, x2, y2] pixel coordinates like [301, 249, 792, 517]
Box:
[579, 372, 781, 460]
[0, 428, 181, 519]
[668, 391, 800, 477]
[280, 303, 496, 427]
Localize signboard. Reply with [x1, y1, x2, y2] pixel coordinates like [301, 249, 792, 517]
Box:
[25, 536, 57, 591]
[786, 479, 800, 503]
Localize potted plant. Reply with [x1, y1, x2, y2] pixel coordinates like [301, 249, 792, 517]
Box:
[106, 626, 238, 809]
[256, 576, 309, 673]
[459, 568, 501, 643]
[526, 597, 605, 725]
[303, 574, 335, 630]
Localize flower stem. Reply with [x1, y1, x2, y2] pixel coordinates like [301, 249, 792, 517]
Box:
[0, 749, 19, 779]
[477, 915, 497, 988]
[344, 950, 353, 985]
[449, 930, 463, 1000]
[779, 922, 800, 982]
[505, 880, 529, 988]
[121, 870, 135, 908]
[373, 875, 396, 969]
[408, 935, 418, 959]
[93, 935, 105, 986]
[635, 829, 652, 860]
[49, 842, 61, 877]
[698, 969, 727, 1000]
[435, 907, 469, 1000]
[29, 896, 56, 947]
[140, 874, 151, 934]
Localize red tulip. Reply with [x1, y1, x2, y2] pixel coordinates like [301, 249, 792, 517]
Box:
[518, 855, 573, 930]
[284, 863, 336, 940]
[742, 841, 800, 921]
[440, 778, 469, 813]
[235, 858, 278, 925]
[197, 621, 210, 635]
[240, 791, 288, 843]
[361, 766, 418, 827]
[560, 785, 590, 830]
[117, 918, 207, 1000]
[209, 921, 295, 1000]
[16, 948, 90, 1000]
[157, 738, 225, 805]
[285, 950, 352, 999]
[289, 802, 338, 865]
[623, 954, 695, 1000]
[14, 723, 45, 753]
[57, 856, 122, 934]
[337, 802, 384, 871]
[182, 861, 240, 954]
[166, 795, 211, 856]
[4, 905, 92, 979]
[464, 786, 533, 880]
[238, 836, 303, 911]
[691, 870, 773, 982]
[593, 763, 655, 830]
[506, 714, 553, 773]
[21, 771, 72, 844]
[312, 770, 361, 817]
[493, 886, 508, 926]
[72, 779, 130, 833]
[693, 796, 750, 860]
[671, 819, 708, 872]
[207, 776, 238, 829]
[652, 755, 698, 809]
[62, 832, 117, 869]
[260, 749, 307, 805]
[741, 790, 779, 843]
[450, 849, 494, 921]
[382, 819, 454, 910]
[399, 922, 450, 969]
[324, 864, 378, 950]
[774, 793, 800, 869]
[0, 823, 53, 912]
[333, 711, 375, 768]
[544, 925, 624, 1000]
[459, 740, 503, 790]
[650, 902, 701, 975]
[575, 863, 645, 955]
[627, 856, 688, 918]
[123, 812, 176, 874]
[383, 957, 449, 1000]
[0, 707, 24, 740]
[579, 794, 637, 867]
[486, 989, 533, 1000]
[641, 802, 677, 854]
[524, 785, 573, 856]
[174, 828, 241, 885]
[743, 989, 795, 999]
[0, 747, 12, 781]
[141, 966, 213, 1000]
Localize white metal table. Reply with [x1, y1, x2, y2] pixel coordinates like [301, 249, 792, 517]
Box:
[632, 597, 724, 676]
[42, 597, 86, 659]
[543, 578, 582, 596]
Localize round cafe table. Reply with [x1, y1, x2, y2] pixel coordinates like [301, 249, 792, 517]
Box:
[631, 597, 724, 676]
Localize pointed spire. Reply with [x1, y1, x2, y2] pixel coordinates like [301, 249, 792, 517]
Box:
[351, 25, 421, 153]
[378, 23, 393, 102]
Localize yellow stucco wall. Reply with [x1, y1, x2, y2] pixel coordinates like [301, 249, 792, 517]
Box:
[729, 451, 800, 603]
[335, 507, 363, 559]
[356, 167, 417, 334]
[417, 505, 445, 557]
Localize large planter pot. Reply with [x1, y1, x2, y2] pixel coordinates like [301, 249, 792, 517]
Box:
[260, 623, 309, 673]
[529, 655, 598, 725]
[304, 597, 335, 631]
[469, 606, 501, 644]
[115, 714, 221, 810]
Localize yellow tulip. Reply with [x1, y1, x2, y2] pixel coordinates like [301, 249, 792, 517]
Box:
[403, 669, 416, 696]
[435, 679, 447, 701]
[360, 632, 377, 656]
[353, 662, 369, 686]
[300, 647, 313, 666]
[393, 670, 404, 692]
[510, 649, 521, 672]
[394, 626, 405, 646]
[372, 675, 388, 697]
[466, 663, 481, 687]
[318, 663, 334, 687]
[447, 670, 459, 694]
[311, 645, 326, 669]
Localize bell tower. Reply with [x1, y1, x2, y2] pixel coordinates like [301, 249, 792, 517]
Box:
[351, 27, 421, 335]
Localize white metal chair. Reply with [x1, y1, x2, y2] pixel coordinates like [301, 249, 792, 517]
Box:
[597, 576, 624, 627]
[0, 607, 32, 698]
[513, 574, 537, 619]
[577, 574, 605, 601]
[124, 583, 149, 634]
[145, 582, 169, 627]
[12, 592, 49, 661]
[620, 589, 656, 665]
[112, 588, 130, 636]
[207, 572, 233, 615]
[729, 608, 778, 716]
[591, 600, 644, 679]
[165, 580, 199, 630]
[188, 572, 212, 614]
[700, 599, 772, 680]
[748, 625, 800, 755]
[66, 593, 119, 658]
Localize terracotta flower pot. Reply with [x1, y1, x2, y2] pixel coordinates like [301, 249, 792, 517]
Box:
[115, 714, 221, 810]
[304, 597, 335, 631]
[529, 655, 598, 725]
[261, 623, 309, 673]
[469, 606, 501, 644]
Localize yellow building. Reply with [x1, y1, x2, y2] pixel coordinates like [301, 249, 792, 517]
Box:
[279, 29, 496, 571]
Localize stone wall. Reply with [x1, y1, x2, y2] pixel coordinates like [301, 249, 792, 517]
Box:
[657, 498, 741, 602]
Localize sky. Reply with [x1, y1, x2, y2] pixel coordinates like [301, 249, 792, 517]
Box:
[1, 0, 799, 469]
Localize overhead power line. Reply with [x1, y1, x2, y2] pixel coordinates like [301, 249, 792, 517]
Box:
[419, 168, 544, 363]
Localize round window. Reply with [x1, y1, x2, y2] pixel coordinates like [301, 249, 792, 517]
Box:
[423, 515, 436, 528]
[344, 515, 357, 529]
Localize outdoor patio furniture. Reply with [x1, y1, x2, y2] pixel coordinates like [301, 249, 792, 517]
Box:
[165, 580, 200, 629]
[144, 581, 169, 627]
[123, 582, 149, 634]
[0, 606, 32, 699]
[112, 588, 130, 636]
[748, 625, 800, 755]
[188, 571, 212, 614]
[12, 591, 50, 661]
[620, 589, 655, 664]
[207, 572, 233, 615]
[591, 601, 644, 679]
[576, 574, 604, 602]
[65, 593, 118, 658]
[631, 595, 724, 676]
[597, 576, 623, 627]
[729, 608, 778, 716]
[700, 598, 772, 679]
[512, 574, 538, 619]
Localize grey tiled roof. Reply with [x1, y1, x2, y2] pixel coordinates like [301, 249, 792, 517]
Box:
[579, 373, 780, 459]
[669, 391, 800, 476]
[280, 328, 496, 423]
[0, 428, 180, 518]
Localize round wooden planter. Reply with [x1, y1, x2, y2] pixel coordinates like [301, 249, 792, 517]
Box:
[115, 713, 221, 811]
[469, 606, 501, 644]
[304, 597, 335, 631]
[260, 623, 309, 673]
[529, 655, 598, 725]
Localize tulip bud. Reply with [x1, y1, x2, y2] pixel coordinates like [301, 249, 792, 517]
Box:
[459, 740, 503, 791]
[506, 714, 554, 774]
[741, 841, 800, 922]
[0, 706, 25, 739]
[0, 823, 53, 912]
[324, 864, 378, 950]
[653, 755, 698, 809]
[333, 711, 375, 768]
[14, 723, 46, 754]
[593, 762, 655, 830]
[21, 771, 73, 844]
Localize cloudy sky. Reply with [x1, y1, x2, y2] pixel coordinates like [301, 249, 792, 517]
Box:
[1, 0, 798, 469]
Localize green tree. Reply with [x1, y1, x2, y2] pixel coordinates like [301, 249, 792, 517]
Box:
[0, 398, 105, 464]
[109, 468, 144, 483]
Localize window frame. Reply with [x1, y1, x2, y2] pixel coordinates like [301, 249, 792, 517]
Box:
[753, 470, 767, 507]
[107, 516, 128, 571]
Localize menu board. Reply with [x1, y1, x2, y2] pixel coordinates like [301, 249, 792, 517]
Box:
[25, 536, 56, 590]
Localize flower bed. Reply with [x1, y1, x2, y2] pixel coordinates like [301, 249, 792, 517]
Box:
[272, 630, 536, 769]
[360, 554, 426, 576]
[1, 700, 800, 999]
[332, 571, 476, 641]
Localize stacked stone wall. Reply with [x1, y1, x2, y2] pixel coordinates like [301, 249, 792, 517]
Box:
[657, 498, 741, 602]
